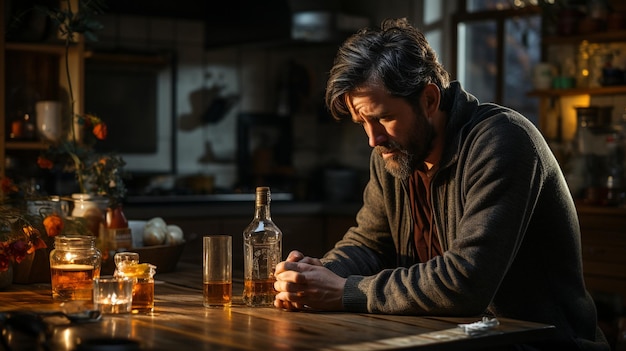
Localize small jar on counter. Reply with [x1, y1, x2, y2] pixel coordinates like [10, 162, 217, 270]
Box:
[49, 235, 102, 301]
[113, 252, 157, 313]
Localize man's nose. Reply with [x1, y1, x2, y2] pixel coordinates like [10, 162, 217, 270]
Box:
[365, 123, 387, 147]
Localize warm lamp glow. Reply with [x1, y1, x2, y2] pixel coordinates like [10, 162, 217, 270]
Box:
[559, 95, 591, 141]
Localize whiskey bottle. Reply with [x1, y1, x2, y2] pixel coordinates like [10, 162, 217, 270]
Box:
[243, 187, 282, 307]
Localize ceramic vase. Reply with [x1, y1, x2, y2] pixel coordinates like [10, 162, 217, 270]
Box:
[71, 193, 108, 237]
[35, 100, 62, 142]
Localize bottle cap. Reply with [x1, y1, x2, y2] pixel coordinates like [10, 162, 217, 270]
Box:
[255, 187, 271, 205]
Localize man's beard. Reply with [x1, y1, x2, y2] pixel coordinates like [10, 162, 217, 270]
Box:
[375, 115, 436, 179]
[375, 142, 414, 179]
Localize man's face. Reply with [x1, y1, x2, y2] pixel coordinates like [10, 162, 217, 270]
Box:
[346, 83, 435, 178]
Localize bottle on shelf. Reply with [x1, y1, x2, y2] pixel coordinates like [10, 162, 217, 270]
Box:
[9, 110, 36, 140]
[612, 108, 626, 206]
[243, 186, 283, 307]
[604, 133, 623, 206]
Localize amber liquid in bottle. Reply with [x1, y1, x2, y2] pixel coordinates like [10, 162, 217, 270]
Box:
[243, 187, 282, 307]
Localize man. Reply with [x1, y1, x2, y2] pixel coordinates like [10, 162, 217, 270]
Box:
[273, 18, 609, 350]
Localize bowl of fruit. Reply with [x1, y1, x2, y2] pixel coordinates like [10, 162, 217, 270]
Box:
[101, 217, 186, 275]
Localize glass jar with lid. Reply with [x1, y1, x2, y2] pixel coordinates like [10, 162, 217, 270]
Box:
[49, 235, 102, 301]
[113, 252, 157, 313]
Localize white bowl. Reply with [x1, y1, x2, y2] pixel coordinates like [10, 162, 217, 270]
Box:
[128, 220, 147, 248]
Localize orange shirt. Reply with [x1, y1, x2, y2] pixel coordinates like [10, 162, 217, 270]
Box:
[408, 169, 443, 262]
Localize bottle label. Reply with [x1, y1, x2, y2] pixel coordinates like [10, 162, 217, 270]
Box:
[253, 245, 271, 277]
[243, 241, 280, 307]
[245, 241, 280, 280]
[110, 228, 132, 250]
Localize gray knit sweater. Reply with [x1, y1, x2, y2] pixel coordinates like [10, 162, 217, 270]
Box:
[321, 82, 609, 350]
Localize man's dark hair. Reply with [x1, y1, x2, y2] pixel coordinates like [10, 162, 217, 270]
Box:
[325, 18, 450, 120]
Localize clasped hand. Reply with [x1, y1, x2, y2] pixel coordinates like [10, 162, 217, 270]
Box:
[273, 250, 346, 311]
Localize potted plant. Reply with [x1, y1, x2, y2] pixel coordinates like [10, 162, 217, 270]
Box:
[0, 177, 91, 284]
[12, 0, 129, 257]
[34, 0, 129, 233]
[35, 0, 109, 191]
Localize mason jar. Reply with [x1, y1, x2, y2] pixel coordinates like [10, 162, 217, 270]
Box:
[49, 235, 102, 301]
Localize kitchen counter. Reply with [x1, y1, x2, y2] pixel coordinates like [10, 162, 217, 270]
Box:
[123, 196, 362, 219]
[126, 192, 295, 203]
[122, 197, 362, 260]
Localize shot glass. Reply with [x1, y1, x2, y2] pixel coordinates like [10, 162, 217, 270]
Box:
[203, 235, 232, 307]
[93, 276, 133, 314]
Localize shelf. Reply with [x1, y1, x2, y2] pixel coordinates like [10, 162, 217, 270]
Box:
[5, 42, 68, 55]
[84, 50, 171, 66]
[5, 141, 50, 151]
[542, 30, 626, 46]
[528, 85, 626, 97]
[576, 204, 626, 216]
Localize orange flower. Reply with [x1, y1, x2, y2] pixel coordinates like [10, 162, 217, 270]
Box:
[30, 236, 48, 251]
[37, 156, 54, 169]
[43, 214, 64, 237]
[21, 225, 46, 251]
[93, 122, 107, 140]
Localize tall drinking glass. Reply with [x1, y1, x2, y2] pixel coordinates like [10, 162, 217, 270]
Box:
[203, 235, 232, 307]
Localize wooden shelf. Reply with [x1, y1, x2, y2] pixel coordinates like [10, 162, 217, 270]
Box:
[542, 30, 626, 45]
[528, 85, 626, 97]
[5, 42, 68, 55]
[1, 0, 85, 180]
[576, 204, 626, 217]
[5, 141, 50, 151]
[84, 51, 170, 66]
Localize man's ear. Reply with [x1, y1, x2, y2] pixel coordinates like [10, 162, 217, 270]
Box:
[422, 83, 441, 116]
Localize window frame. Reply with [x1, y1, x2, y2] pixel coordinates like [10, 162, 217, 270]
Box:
[451, 1, 541, 104]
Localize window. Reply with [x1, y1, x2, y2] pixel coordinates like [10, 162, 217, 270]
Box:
[453, 1, 542, 124]
[417, 0, 456, 71]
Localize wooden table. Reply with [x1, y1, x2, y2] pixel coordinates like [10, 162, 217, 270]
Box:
[0, 262, 556, 350]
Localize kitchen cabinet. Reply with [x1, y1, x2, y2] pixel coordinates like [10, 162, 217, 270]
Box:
[530, 25, 626, 317]
[529, 29, 626, 142]
[529, 85, 626, 98]
[577, 205, 626, 311]
[0, 0, 85, 184]
[529, 28, 626, 198]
